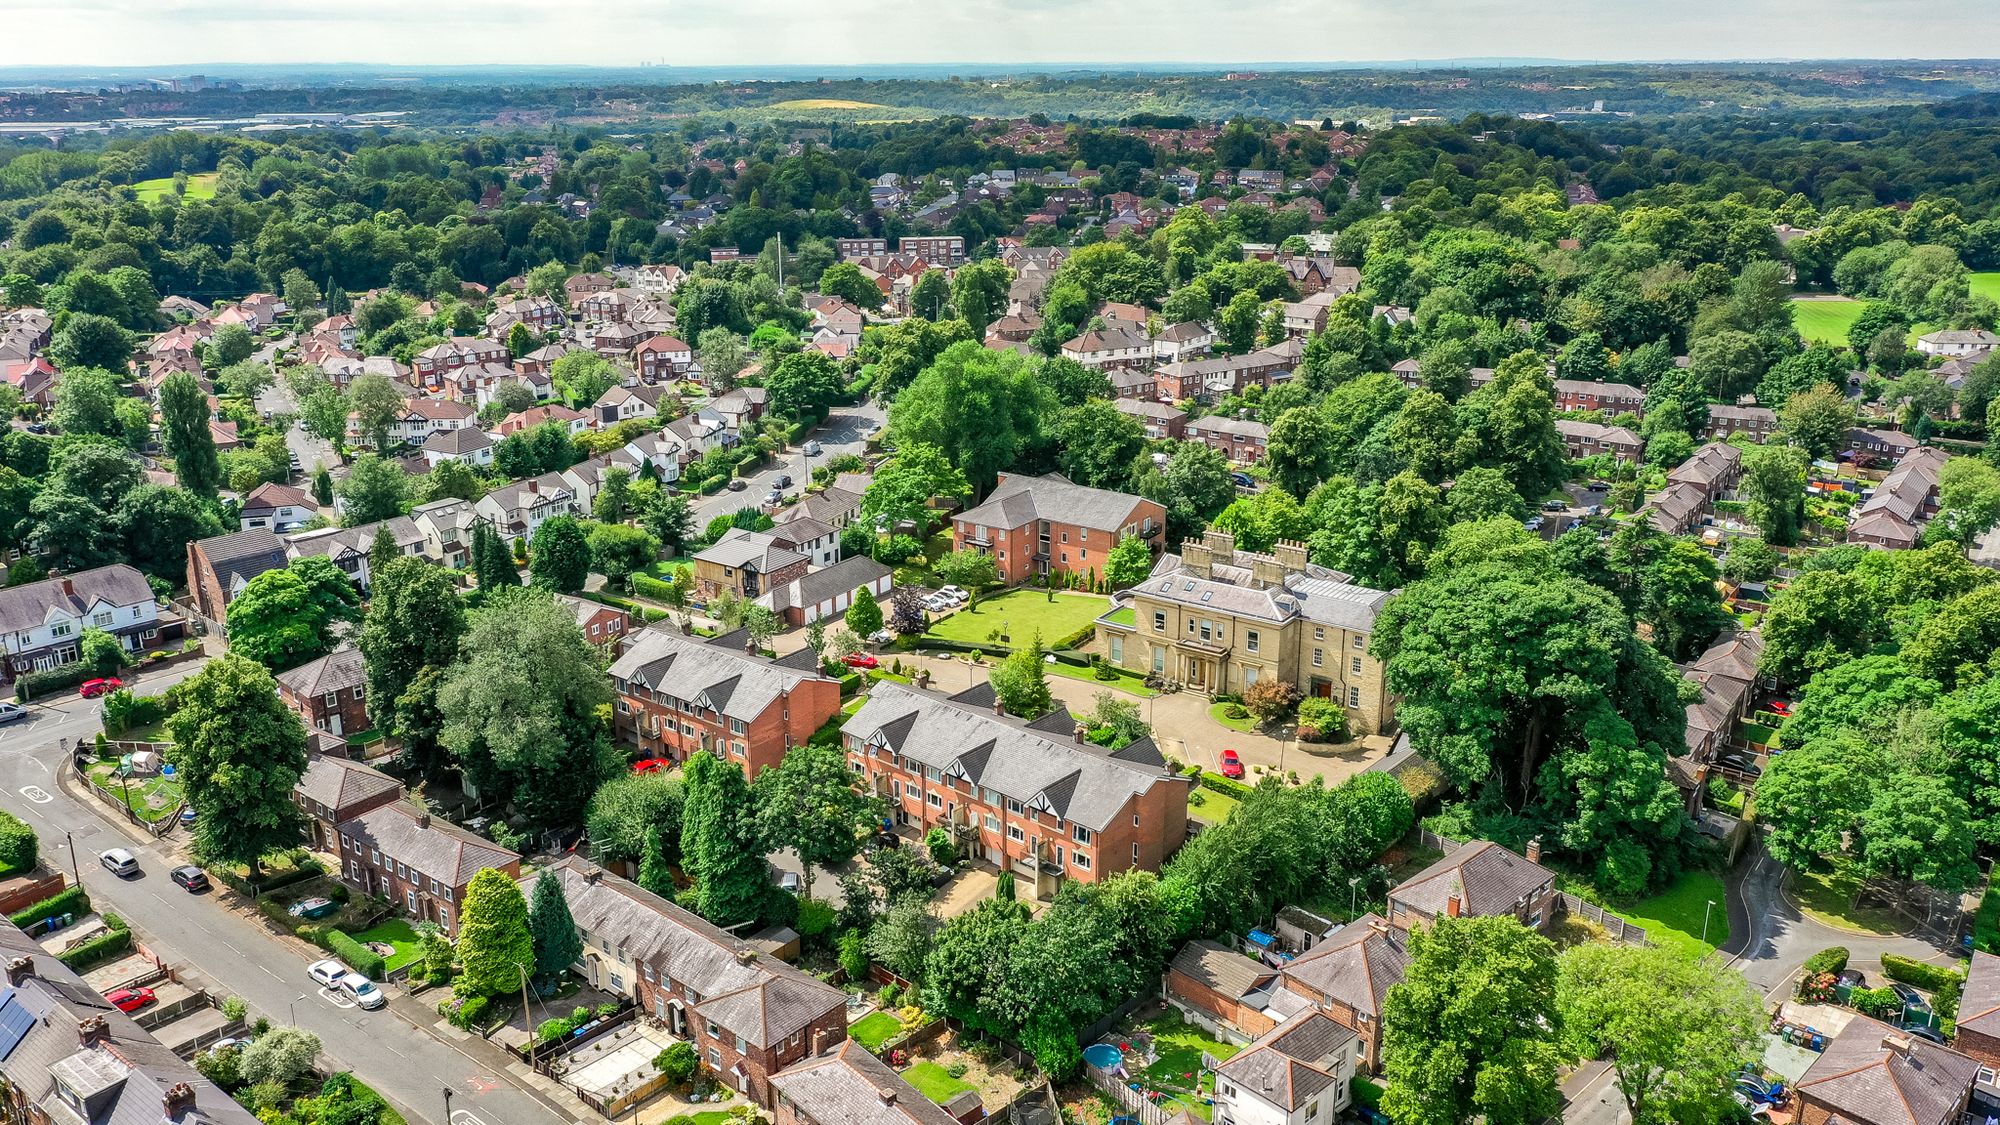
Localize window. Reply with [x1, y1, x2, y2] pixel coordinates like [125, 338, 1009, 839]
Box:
[1007, 825, 1024, 841]
[1243, 667, 1259, 688]
[1133, 843, 1140, 862]
[1079, 549, 1087, 560]
[1133, 812, 1140, 826]
[1072, 825, 1093, 844]
[927, 792, 942, 807]
[1074, 852, 1091, 870]
[1312, 648, 1323, 667]
[406, 889, 417, 912]
[1007, 798, 1023, 814]
[1152, 648, 1165, 673]
[984, 814, 999, 831]
[50, 623, 71, 638]
[91, 612, 112, 627]
[1347, 686, 1361, 707]
[1313, 627, 1324, 640]
[1153, 611, 1166, 631]
[1245, 630, 1259, 653]
[1353, 634, 1367, 649]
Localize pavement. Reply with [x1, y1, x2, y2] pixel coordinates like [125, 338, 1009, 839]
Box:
[688, 401, 883, 526]
[0, 659, 582, 1125]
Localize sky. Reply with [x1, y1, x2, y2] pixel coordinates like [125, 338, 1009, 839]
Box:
[5, 0, 2000, 68]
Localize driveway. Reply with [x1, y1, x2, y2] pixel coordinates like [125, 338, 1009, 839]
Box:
[690, 401, 883, 526]
[253, 354, 340, 482]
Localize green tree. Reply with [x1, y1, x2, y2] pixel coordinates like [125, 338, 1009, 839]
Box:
[527, 870, 583, 981]
[910, 269, 953, 321]
[586, 521, 657, 582]
[1381, 916, 1564, 1125]
[1266, 407, 1335, 497]
[549, 352, 620, 410]
[530, 515, 591, 592]
[225, 557, 362, 672]
[50, 367, 124, 438]
[638, 826, 674, 897]
[1926, 457, 2000, 548]
[932, 550, 1001, 591]
[951, 259, 1013, 337]
[1103, 534, 1155, 589]
[166, 655, 310, 879]
[299, 386, 350, 450]
[1054, 400, 1146, 490]
[1741, 443, 1809, 546]
[358, 556, 466, 745]
[1135, 442, 1238, 545]
[584, 771, 685, 866]
[922, 898, 1031, 1035]
[207, 323, 257, 368]
[1687, 329, 1763, 401]
[159, 371, 222, 497]
[47, 314, 132, 372]
[888, 342, 1053, 491]
[845, 587, 883, 638]
[754, 741, 880, 900]
[592, 467, 633, 523]
[990, 633, 1053, 717]
[817, 263, 881, 310]
[766, 351, 845, 420]
[115, 484, 222, 580]
[337, 454, 410, 526]
[681, 752, 769, 928]
[347, 373, 406, 452]
[456, 868, 535, 999]
[1779, 384, 1857, 462]
[1445, 466, 1524, 523]
[868, 897, 941, 985]
[859, 442, 972, 533]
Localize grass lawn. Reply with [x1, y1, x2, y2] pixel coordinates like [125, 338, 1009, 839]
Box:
[1103, 607, 1136, 627]
[850, 1010, 904, 1051]
[923, 591, 1107, 649]
[85, 761, 184, 824]
[1790, 296, 1868, 345]
[664, 1113, 735, 1125]
[1187, 784, 1239, 825]
[1742, 722, 1779, 747]
[902, 1061, 976, 1104]
[347, 919, 424, 973]
[133, 173, 218, 203]
[1970, 271, 2000, 304]
[641, 560, 692, 581]
[1208, 702, 1258, 733]
[1593, 871, 1732, 958]
[1046, 660, 1157, 697]
[1142, 1015, 1240, 1095]
[1791, 868, 1908, 935]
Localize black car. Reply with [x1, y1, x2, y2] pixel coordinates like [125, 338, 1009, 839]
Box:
[169, 865, 210, 893]
[1837, 968, 1866, 988]
[1906, 1024, 1947, 1043]
[1718, 753, 1763, 776]
[1231, 472, 1255, 488]
[1889, 983, 1930, 1013]
[774, 474, 794, 489]
[726, 478, 747, 492]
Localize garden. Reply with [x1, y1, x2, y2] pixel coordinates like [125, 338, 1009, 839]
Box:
[922, 590, 1107, 650]
[85, 758, 185, 824]
[1088, 1008, 1242, 1121]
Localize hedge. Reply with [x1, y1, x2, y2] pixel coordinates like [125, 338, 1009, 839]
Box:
[632, 574, 679, 602]
[0, 811, 36, 875]
[10, 885, 89, 930]
[1802, 947, 1850, 976]
[1882, 954, 1965, 1019]
[15, 664, 90, 702]
[326, 931, 387, 981]
[58, 915, 131, 971]
[209, 856, 324, 899]
[1199, 772, 1254, 800]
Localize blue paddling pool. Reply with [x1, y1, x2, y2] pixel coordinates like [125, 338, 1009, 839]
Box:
[1084, 1044, 1124, 1070]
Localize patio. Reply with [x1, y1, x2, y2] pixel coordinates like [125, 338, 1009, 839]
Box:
[560, 1020, 680, 1116]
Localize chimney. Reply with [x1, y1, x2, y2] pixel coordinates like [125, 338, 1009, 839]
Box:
[525, 479, 539, 494]
[583, 866, 603, 885]
[1367, 919, 1390, 937]
[416, 812, 430, 829]
[1180, 539, 1212, 580]
[58, 577, 75, 598]
[1525, 837, 1542, 864]
[1201, 528, 1237, 560]
[164, 1082, 196, 1119]
[1883, 1033, 1912, 1057]
[877, 1087, 900, 1107]
[1250, 554, 1285, 590]
[745, 635, 758, 655]
[735, 948, 759, 966]
[993, 697, 1006, 717]
[1273, 540, 1310, 575]
[1445, 880, 1463, 919]
[4, 956, 32, 986]
[1074, 725, 1088, 744]
[77, 1016, 109, 1048]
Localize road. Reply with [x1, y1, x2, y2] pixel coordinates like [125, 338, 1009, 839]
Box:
[253, 347, 341, 483]
[689, 401, 883, 526]
[0, 663, 571, 1125]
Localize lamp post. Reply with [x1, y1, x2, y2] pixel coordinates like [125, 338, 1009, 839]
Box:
[289, 994, 305, 1027]
[61, 830, 80, 888]
[1348, 875, 1361, 919]
[514, 961, 537, 1029]
[1700, 898, 1718, 948]
[442, 1085, 454, 1125]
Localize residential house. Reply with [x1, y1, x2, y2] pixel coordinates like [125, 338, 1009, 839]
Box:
[1108, 368, 1159, 400]
[1060, 326, 1153, 371]
[238, 482, 320, 532]
[498, 404, 589, 437]
[411, 498, 478, 569]
[1646, 441, 1744, 534]
[285, 518, 425, 593]
[834, 237, 890, 261]
[593, 383, 673, 428]
[275, 647, 369, 739]
[769, 517, 841, 569]
[1115, 398, 1187, 440]
[1156, 342, 1298, 403]
[633, 264, 686, 296]
[709, 388, 767, 432]
[521, 857, 849, 1107]
[694, 530, 811, 601]
[843, 682, 1193, 900]
[608, 627, 842, 776]
[335, 802, 521, 935]
[756, 556, 893, 627]
[293, 754, 404, 853]
[1386, 840, 1559, 934]
[554, 593, 630, 657]
[772, 1041, 960, 1125]
[474, 473, 580, 540]
[899, 236, 965, 266]
[419, 426, 496, 468]
[1682, 629, 1766, 766]
[1915, 328, 2000, 357]
[1792, 1016, 1980, 1125]
[592, 323, 648, 358]
[1950, 952, 2000, 1069]
[1188, 416, 1270, 463]
[1553, 379, 1646, 416]
[1702, 404, 1779, 443]
[1554, 419, 1642, 463]
[564, 272, 616, 305]
[1099, 532, 1394, 735]
[1849, 427, 1922, 463]
[185, 528, 288, 622]
[1154, 321, 1214, 363]
[952, 472, 1167, 586]
[484, 296, 566, 336]
[1210, 1011, 1361, 1125]
[778, 487, 864, 532]
[1280, 292, 1337, 338]
[0, 566, 180, 682]
[411, 337, 508, 384]
[1849, 446, 1949, 550]
[517, 343, 574, 378]
[1262, 916, 1409, 1071]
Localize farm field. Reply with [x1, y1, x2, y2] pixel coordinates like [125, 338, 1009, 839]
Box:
[1789, 296, 1868, 345]
[133, 173, 219, 203]
[769, 98, 890, 110]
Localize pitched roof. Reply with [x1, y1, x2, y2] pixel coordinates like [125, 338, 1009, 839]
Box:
[1795, 1015, 1980, 1125]
[193, 528, 288, 587]
[1959, 952, 2000, 1040]
[240, 482, 316, 514]
[334, 802, 519, 887]
[294, 754, 403, 812]
[1213, 1010, 1356, 1112]
[758, 557, 892, 615]
[0, 564, 155, 636]
[772, 1040, 960, 1125]
[609, 626, 835, 723]
[1171, 939, 1273, 1000]
[695, 529, 808, 574]
[275, 647, 366, 698]
[1278, 914, 1409, 1019]
[1389, 840, 1554, 920]
[421, 427, 495, 455]
[957, 473, 1150, 534]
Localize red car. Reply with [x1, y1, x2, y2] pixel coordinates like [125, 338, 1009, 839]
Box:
[631, 758, 670, 774]
[80, 678, 123, 699]
[1768, 701, 1792, 717]
[1220, 750, 1245, 779]
[105, 987, 155, 1013]
[842, 653, 880, 669]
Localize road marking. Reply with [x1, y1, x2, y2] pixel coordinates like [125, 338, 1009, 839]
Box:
[260, 966, 282, 980]
[451, 1111, 491, 1125]
[465, 1075, 500, 1093]
[18, 786, 50, 804]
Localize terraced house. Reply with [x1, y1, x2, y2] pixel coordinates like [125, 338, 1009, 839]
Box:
[608, 627, 842, 778]
[1099, 531, 1394, 736]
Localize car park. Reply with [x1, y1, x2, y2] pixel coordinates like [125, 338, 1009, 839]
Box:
[289, 897, 339, 920]
[100, 849, 139, 877]
[169, 865, 209, 892]
[307, 959, 352, 989]
[0, 702, 26, 725]
[1220, 749, 1244, 779]
[938, 585, 970, 604]
[80, 678, 123, 698]
[105, 987, 155, 1013]
[337, 972, 386, 1010]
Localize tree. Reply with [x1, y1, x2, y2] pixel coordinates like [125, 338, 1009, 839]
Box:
[1687, 329, 1763, 401]
[529, 516, 591, 592]
[238, 1028, 322, 1089]
[1722, 537, 1778, 585]
[1054, 400, 1146, 490]
[1741, 443, 1809, 546]
[638, 825, 674, 897]
[358, 556, 466, 743]
[1381, 916, 1563, 1125]
[766, 351, 845, 420]
[910, 269, 953, 321]
[888, 342, 1053, 491]
[167, 655, 309, 879]
[207, 323, 257, 368]
[1445, 466, 1523, 523]
[456, 868, 535, 999]
[990, 633, 1053, 718]
[845, 586, 883, 637]
[754, 741, 880, 900]
[299, 386, 350, 449]
[1103, 534, 1154, 589]
[1136, 442, 1237, 545]
[347, 373, 406, 452]
[337, 454, 410, 526]
[159, 372, 222, 497]
[1759, 569, 1882, 685]
[637, 487, 694, 552]
[951, 259, 1012, 337]
[50, 367, 124, 437]
[1639, 539, 1731, 662]
[1266, 407, 1335, 497]
[1925, 457, 2000, 548]
[116, 484, 222, 580]
[859, 442, 972, 532]
[527, 871, 583, 981]
[437, 591, 617, 828]
[1780, 384, 1857, 462]
[1218, 290, 1263, 354]
[922, 898, 1032, 1035]
[889, 587, 927, 635]
[680, 752, 769, 928]
[868, 897, 941, 984]
[226, 557, 362, 672]
[592, 467, 633, 523]
[817, 263, 881, 310]
[549, 352, 620, 410]
[585, 771, 685, 865]
[1556, 943, 1764, 1125]
[933, 550, 1001, 591]
[47, 314, 131, 372]
[586, 521, 657, 583]
[24, 491, 117, 572]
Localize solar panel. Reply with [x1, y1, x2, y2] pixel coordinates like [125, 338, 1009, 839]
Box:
[0, 991, 34, 1060]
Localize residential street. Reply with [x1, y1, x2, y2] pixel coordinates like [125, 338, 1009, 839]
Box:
[0, 661, 575, 1125]
[1725, 847, 1957, 993]
[690, 400, 883, 525]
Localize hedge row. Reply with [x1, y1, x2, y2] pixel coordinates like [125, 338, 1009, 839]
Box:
[58, 915, 131, 971]
[0, 811, 37, 874]
[209, 856, 324, 899]
[1199, 772, 1254, 800]
[631, 573, 678, 602]
[15, 665, 90, 702]
[1802, 947, 1850, 976]
[1882, 954, 1965, 1019]
[325, 931, 386, 980]
[10, 885, 89, 930]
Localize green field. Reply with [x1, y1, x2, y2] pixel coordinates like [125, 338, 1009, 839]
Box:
[921, 590, 1107, 649]
[770, 98, 890, 110]
[133, 173, 218, 203]
[347, 919, 423, 973]
[1790, 297, 1869, 345]
[1572, 871, 1732, 958]
[1970, 271, 2000, 304]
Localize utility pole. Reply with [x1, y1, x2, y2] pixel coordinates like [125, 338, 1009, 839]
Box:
[61, 830, 80, 888]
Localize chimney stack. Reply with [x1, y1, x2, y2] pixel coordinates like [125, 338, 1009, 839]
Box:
[77, 1016, 109, 1048]
[1883, 1033, 1912, 1057]
[877, 1087, 900, 1106]
[59, 577, 75, 598]
[1180, 539, 1212, 579]
[4, 956, 33, 986]
[745, 635, 758, 655]
[583, 866, 603, 885]
[1525, 837, 1542, 864]
[1273, 540, 1310, 576]
[416, 812, 430, 829]
[1201, 528, 1237, 560]
[993, 697, 1005, 717]
[1445, 880, 1463, 919]
[164, 1082, 197, 1119]
[1074, 725, 1088, 744]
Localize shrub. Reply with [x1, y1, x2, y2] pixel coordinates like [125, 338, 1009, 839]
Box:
[880, 981, 903, 1008]
[58, 915, 131, 971]
[441, 993, 492, 1030]
[1243, 679, 1302, 725]
[924, 827, 957, 867]
[10, 885, 89, 931]
[837, 928, 868, 980]
[1802, 947, 1850, 977]
[656, 1040, 698, 1085]
[1296, 697, 1348, 742]
[325, 931, 386, 980]
[0, 813, 37, 875]
[537, 1017, 574, 1044]
[222, 996, 248, 1022]
[15, 664, 89, 702]
[1881, 954, 1958, 991]
[1224, 703, 1250, 720]
[946, 1061, 969, 1079]
[1199, 772, 1254, 800]
[1850, 985, 1902, 1020]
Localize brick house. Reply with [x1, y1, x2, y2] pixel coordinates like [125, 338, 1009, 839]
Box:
[186, 528, 288, 623]
[952, 473, 1165, 586]
[1951, 952, 2000, 1068]
[843, 682, 1192, 901]
[756, 556, 893, 628]
[1792, 1017, 1980, 1125]
[772, 1040, 960, 1125]
[554, 592, 630, 656]
[522, 857, 849, 1108]
[1060, 326, 1152, 371]
[609, 627, 842, 778]
[1703, 404, 1778, 443]
[275, 648, 369, 739]
[1386, 840, 1559, 934]
[693, 530, 811, 602]
[293, 754, 403, 853]
[238, 482, 320, 532]
[1188, 416, 1270, 463]
[1166, 941, 1284, 1041]
[1554, 419, 1642, 463]
[1552, 379, 1645, 416]
[1115, 398, 1186, 440]
[1266, 915, 1408, 1071]
[898, 236, 965, 266]
[335, 802, 521, 935]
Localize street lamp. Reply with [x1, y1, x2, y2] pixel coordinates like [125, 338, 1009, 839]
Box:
[514, 961, 538, 1028]
[1700, 898, 1718, 948]
[441, 1085, 454, 1125]
[61, 830, 80, 888]
[289, 994, 305, 1026]
[1348, 875, 1361, 919]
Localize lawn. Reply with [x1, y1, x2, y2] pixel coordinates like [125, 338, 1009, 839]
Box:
[1046, 660, 1157, 697]
[1791, 868, 1907, 935]
[347, 919, 424, 973]
[1970, 271, 2000, 304]
[1741, 722, 1779, 747]
[1790, 297, 1868, 346]
[85, 761, 185, 824]
[1140, 1015, 1240, 1098]
[1591, 871, 1732, 958]
[902, 1060, 976, 1105]
[1208, 702, 1258, 733]
[664, 1113, 735, 1125]
[1187, 784, 1239, 826]
[1102, 607, 1136, 627]
[923, 591, 1107, 649]
[133, 173, 218, 203]
[850, 1010, 904, 1051]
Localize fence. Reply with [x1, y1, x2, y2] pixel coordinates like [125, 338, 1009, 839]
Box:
[1417, 830, 1462, 855]
[1557, 893, 1649, 946]
[71, 754, 182, 838]
[1082, 1063, 1180, 1125]
[1076, 976, 1164, 1048]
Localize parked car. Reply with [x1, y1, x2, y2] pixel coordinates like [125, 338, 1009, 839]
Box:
[306, 959, 353, 989]
[80, 677, 123, 698]
[178, 807, 196, 827]
[842, 653, 880, 669]
[1230, 472, 1255, 488]
[337, 972, 386, 1011]
[726, 478, 747, 492]
[0, 702, 27, 725]
[803, 440, 823, 456]
[1907, 1024, 1947, 1043]
[631, 758, 670, 774]
[866, 629, 896, 646]
[208, 1037, 250, 1054]
[921, 593, 953, 612]
[938, 585, 970, 604]
[169, 865, 209, 892]
[778, 871, 802, 893]
[100, 848, 139, 878]
[289, 897, 339, 920]
[105, 987, 155, 1014]
[1523, 516, 1545, 531]
[23, 422, 46, 435]
[1888, 983, 1930, 1014]
[1717, 753, 1763, 776]
[1542, 499, 1568, 511]
[764, 489, 783, 505]
[1220, 749, 1245, 779]
[774, 474, 794, 489]
[1768, 701, 1793, 717]
[1837, 969, 1866, 989]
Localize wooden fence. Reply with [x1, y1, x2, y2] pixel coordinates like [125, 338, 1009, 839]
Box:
[71, 753, 182, 838]
[1557, 893, 1649, 946]
[1082, 1062, 1180, 1125]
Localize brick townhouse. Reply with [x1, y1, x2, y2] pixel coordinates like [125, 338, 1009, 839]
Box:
[335, 801, 521, 935]
[554, 592, 631, 656]
[1187, 415, 1270, 463]
[274, 647, 369, 739]
[1385, 839, 1559, 934]
[952, 472, 1165, 586]
[772, 1040, 961, 1125]
[293, 754, 403, 854]
[842, 682, 1192, 901]
[524, 857, 849, 1108]
[898, 235, 965, 266]
[609, 627, 842, 778]
[1552, 378, 1645, 416]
